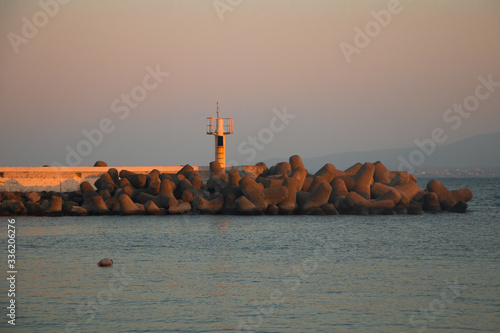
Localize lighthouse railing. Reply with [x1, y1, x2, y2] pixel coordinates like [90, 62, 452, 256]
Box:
[206, 117, 233, 135]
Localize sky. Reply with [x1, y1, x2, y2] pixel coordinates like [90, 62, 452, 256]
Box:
[0, 0, 499, 167]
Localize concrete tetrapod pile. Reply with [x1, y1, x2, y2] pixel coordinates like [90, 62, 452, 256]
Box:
[0, 156, 473, 216]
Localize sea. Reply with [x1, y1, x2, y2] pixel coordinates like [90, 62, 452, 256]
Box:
[1, 178, 499, 333]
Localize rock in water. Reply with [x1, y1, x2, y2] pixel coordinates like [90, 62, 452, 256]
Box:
[263, 186, 288, 205]
[344, 162, 362, 175]
[396, 181, 420, 201]
[168, 201, 191, 215]
[26, 191, 42, 203]
[91, 195, 110, 215]
[70, 206, 87, 216]
[289, 155, 305, 170]
[266, 204, 280, 215]
[301, 182, 332, 214]
[373, 161, 391, 184]
[119, 194, 142, 215]
[389, 171, 409, 187]
[290, 166, 307, 191]
[228, 169, 241, 185]
[94, 161, 108, 167]
[450, 201, 467, 213]
[278, 177, 298, 215]
[95, 173, 118, 194]
[352, 162, 375, 199]
[1, 200, 28, 215]
[322, 203, 339, 215]
[451, 188, 473, 203]
[371, 182, 394, 198]
[46, 196, 63, 216]
[144, 200, 161, 215]
[313, 163, 337, 184]
[26, 202, 47, 216]
[423, 192, 441, 212]
[193, 195, 224, 214]
[408, 204, 423, 215]
[273, 162, 292, 176]
[235, 196, 262, 215]
[97, 258, 113, 267]
[239, 176, 267, 212]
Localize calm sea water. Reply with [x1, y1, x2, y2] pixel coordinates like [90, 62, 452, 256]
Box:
[1, 178, 499, 333]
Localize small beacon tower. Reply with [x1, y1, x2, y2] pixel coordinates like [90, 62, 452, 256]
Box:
[206, 102, 233, 168]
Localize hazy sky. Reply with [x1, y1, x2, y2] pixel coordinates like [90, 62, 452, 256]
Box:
[1, 0, 499, 167]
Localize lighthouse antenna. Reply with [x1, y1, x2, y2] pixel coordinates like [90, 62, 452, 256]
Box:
[217, 102, 219, 118]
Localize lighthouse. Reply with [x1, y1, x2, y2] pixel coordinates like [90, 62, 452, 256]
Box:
[206, 102, 233, 168]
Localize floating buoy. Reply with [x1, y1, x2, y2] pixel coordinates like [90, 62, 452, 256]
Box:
[97, 258, 113, 267]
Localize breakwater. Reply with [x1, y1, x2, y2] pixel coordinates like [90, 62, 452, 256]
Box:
[0, 155, 472, 216]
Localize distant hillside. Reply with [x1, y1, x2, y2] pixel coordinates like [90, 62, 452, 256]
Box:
[264, 131, 500, 173]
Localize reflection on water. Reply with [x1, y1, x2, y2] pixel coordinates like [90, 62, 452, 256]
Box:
[0, 178, 499, 333]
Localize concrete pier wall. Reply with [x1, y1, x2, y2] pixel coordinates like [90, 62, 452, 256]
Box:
[0, 165, 264, 192]
[0, 166, 208, 192]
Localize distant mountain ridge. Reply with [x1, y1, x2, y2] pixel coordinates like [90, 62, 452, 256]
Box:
[264, 131, 500, 173]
